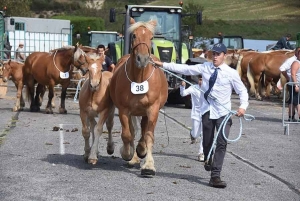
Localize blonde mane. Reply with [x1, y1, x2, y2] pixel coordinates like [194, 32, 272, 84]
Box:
[127, 21, 156, 34]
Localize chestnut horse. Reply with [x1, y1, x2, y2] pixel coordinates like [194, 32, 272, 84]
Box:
[1, 60, 25, 111]
[23, 45, 90, 113]
[110, 19, 168, 176]
[79, 53, 115, 165]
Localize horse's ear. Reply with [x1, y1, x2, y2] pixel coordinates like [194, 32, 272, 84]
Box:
[8, 59, 11, 64]
[130, 17, 135, 24]
[148, 20, 157, 27]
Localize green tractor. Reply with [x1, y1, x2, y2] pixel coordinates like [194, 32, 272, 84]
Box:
[88, 31, 120, 48]
[109, 3, 202, 106]
[296, 32, 300, 47]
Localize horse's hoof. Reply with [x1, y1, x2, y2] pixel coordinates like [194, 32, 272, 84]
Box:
[107, 144, 115, 155]
[59, 108, 67, 114]
[12, 107, 18, 112]
[136, 147, 146, 159]
[141, 169, 155, 177]
[88, 159, 98, 165]
[45, 109, 53, 114]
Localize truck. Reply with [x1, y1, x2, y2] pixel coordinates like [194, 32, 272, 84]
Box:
[108, 2, 202, 106]
[0, 10, 72, 60]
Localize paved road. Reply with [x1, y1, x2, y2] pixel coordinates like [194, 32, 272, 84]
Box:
[0, 81, 299, 201]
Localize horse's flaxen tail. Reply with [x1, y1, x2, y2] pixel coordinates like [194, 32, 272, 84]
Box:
[246, 59, 255, 96]
[236, 54, 243, 78]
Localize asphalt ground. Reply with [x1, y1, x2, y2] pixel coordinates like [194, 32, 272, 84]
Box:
[0, 80, 299, 201]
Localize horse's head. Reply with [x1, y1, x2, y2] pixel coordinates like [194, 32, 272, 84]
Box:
[128, 18, 156, 68]
[73, 44, 89, 75]
[2, 60, 12, 82]
[85, 53, 104, 91]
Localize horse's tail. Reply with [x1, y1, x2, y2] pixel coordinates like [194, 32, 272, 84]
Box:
[236, 54, 243, 77]
[130, 116, 142, 138]
[247, 59, 255, 96]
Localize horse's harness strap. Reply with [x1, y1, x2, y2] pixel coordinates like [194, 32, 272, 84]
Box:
[131, 42, 151, 56]
[53, 50, 72, 73]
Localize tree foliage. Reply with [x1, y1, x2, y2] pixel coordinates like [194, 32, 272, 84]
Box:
[0, 0, 32, 17]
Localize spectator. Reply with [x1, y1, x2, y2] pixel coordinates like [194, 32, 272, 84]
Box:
[272, 34, 293, 50]
[97, 44, 115, 72]
[180, 76, 204, 162]
[279, 47, 300, 121]
[15, 42, 25, 62]
[290, 47, 300, 121]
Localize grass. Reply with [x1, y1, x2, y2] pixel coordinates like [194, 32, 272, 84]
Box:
[147, 0, 300, 40]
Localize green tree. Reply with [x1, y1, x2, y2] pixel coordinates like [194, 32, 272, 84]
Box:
[0, 0, 32, 17]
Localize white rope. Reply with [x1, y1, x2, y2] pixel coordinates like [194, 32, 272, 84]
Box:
[53, 50, 72, 73]
[73, 78, 86, 103]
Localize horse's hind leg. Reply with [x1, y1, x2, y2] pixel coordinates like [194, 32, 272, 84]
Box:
[45, 85, 55, 114]
[13, 82, 23, 112]
[128, 116, 142, 166]
[106, 106, 115, 155]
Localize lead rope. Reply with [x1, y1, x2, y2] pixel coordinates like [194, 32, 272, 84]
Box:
[53, 50, 72, 73]
[73, 77, 86, 103]
[149, 60, 255, 164]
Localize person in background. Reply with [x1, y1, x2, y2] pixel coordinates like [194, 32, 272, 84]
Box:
[97, 44, 115, 72]
[15, 42, 25, 62]
[180, 76, 204, 162]
[290, 47, 300, 122]
[153, 43, 249, 188]
[272, 34, 293, 50]
[279, 47, 300, 122]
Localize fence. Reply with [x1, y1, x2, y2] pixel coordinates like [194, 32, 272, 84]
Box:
[282, 82, 300, 135]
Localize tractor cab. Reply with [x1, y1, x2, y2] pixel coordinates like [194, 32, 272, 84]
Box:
[88, 31, 120, 48]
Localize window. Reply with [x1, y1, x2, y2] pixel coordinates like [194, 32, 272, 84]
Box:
[15, 22, 25, 31]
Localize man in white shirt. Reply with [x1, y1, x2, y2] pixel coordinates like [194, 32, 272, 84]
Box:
[180, 76, 204, 162]
[153, 43, 249, 188]
[279, 47, 300, 121]
[15, 42, 25, 62]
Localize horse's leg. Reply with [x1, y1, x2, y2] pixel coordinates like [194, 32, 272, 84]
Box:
[119, 110, 134, 161]
[38, 85, 46, 107]
[13, 82, 23, 112]
[59, 85, 68, 114]
[128, 116, 142, 166]
[27, 80, 39, 112]
[88, 115, 99, 165]
[106, 106, 115, 155]
[35, 84, 44, 108]
[136, 116, 148, 158]
[140, 106, 160, 176]
[80, 111, 91, 163]
[45, 84, 55, 114]
[254, 75, 262, 100]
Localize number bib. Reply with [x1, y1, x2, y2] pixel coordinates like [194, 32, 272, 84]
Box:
[131, 81, 149, 94]
[60, 72, 69, 79]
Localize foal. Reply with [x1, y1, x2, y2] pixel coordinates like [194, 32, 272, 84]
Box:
[79, 53, 115, 164]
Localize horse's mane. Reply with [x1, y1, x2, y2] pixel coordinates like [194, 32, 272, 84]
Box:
[87, 53, 101, 61]
[51, 46, 75, 52]
[3, 60, 24, 65]
[127, 21, 156, 34]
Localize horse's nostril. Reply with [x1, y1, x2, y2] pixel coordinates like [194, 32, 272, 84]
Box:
[137, 55, 141, 62]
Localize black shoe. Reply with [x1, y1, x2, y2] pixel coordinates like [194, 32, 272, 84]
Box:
[204, 158, 212, 171]
[209, 177, 227, 188]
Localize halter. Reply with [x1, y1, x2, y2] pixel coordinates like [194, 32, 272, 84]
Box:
[124, 55, 156, 83]
[131, 42, 151, 55]
[53, 50, 72, 73]
[73, 48, 88, 69]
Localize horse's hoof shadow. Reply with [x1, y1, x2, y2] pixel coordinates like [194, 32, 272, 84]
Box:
[141, 169, 155, 178]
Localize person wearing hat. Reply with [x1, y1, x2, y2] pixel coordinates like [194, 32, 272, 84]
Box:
[153, 43, 249, 188]
[15, 42, 25, 62]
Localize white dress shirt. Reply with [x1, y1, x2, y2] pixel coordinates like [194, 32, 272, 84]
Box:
[279, 55, 297, 81]
[180, 84, 202, 121]
[163, 62, 249, 119]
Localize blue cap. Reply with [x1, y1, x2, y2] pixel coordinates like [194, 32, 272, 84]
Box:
[212, 43, 227, 54]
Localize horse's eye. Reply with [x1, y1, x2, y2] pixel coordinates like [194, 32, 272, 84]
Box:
[132, 34, 136, 39]
[150, 37, 153, 40]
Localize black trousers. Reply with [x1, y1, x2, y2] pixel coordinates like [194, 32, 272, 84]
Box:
[202, 111, 232, 178]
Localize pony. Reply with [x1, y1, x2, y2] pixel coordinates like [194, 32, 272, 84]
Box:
[109, 19, 168, 176]
[1, 60, 25, 111]
[23, 45, 90, 113]
[78, 53, 115, 165]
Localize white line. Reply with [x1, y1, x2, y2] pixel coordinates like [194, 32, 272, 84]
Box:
[59, 124, 65, 155]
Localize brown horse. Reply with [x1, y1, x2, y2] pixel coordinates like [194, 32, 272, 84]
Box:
[79, 53, 115, 165]
[23, 45, 90, 113]
[110, 19, 168, 176]
[247, 51, 292, 100]
[1, 60, 25, 111]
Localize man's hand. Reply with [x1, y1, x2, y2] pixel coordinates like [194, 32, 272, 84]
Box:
[153, 60, 163, 67]
[181, 81, 186, 87]
[295, 85, 299, 92]
[235, 108, 246, 117]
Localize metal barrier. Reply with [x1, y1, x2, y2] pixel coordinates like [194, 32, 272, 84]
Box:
[282, 82, 300, 135]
